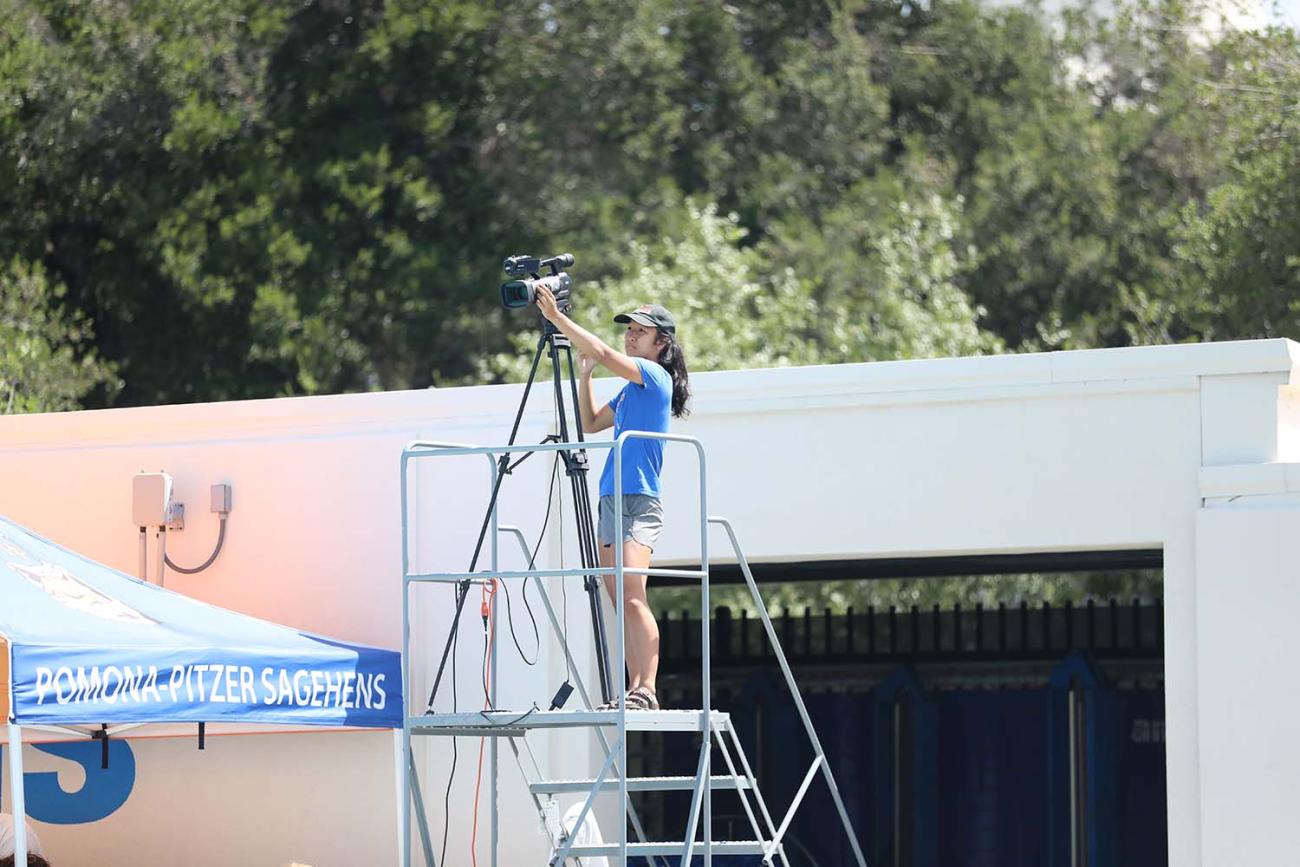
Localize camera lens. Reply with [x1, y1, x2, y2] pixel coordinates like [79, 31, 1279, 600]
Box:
[500, 280, 534, 308]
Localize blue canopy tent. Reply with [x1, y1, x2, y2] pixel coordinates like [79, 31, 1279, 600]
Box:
[0, 514, 403, 862]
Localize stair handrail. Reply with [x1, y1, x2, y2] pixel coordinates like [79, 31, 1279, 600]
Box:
[709, 515, 871, 867]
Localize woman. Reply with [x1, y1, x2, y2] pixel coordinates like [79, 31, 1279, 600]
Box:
[535, 286, 691, 712]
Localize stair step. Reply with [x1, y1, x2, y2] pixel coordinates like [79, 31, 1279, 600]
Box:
[562, 840, 767, 857]
[531, 775, 751, 794]
[410, 708, 731, 737]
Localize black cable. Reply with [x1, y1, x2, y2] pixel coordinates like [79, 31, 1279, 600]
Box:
[477, 704, 541, 727]
[501, 453, 559, 666]
[499, 580, 539, 666]
[559, 469, 569, 650]
[544, 402, 571, 694]
[551, 398, 569, 653]
[441, 587, 461, 867]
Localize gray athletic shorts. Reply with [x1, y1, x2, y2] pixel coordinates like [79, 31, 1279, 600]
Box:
[597, 494, 664, 550]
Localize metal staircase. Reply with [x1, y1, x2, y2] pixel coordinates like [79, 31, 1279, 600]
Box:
[399, 434, 867, 866]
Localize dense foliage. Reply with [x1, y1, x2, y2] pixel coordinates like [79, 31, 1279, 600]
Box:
[3, 0, 1296, 411]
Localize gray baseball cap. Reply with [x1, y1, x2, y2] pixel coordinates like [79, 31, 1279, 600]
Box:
[614, 303, 676, 334]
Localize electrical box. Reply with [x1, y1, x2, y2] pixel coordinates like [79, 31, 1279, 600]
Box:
[132, 472, 173, 527]
[210, 483, 233, 514]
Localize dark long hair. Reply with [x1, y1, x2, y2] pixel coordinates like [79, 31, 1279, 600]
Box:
[656, 330, 691, 419]
[0, 855, 54, 867]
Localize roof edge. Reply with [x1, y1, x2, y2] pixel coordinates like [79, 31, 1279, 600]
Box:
[0, 338, 1294, 447]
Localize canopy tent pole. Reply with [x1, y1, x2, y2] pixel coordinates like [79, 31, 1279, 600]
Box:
[7, 722, 28, 863]
[394, 728, 407, 865]
[1, 636, 22, 863]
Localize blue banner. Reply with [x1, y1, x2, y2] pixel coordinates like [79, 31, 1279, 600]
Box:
[1, 515, 402, 728]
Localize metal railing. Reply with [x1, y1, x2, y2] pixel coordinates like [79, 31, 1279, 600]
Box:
[710, 516, 869, 867]
[399, 432, 712, 867]
[398, 435, 869, 867]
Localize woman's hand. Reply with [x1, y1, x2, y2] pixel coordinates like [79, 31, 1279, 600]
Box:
[577, 351, 598, 379]
[535, 284, 562, 324]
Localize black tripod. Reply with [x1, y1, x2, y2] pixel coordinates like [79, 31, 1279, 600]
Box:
[425, 319, 615, 712]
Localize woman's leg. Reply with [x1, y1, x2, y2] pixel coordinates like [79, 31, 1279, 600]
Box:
[601, 540, 660, 694]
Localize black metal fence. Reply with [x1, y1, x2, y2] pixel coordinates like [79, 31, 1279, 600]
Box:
[658, 598, 1163, 672]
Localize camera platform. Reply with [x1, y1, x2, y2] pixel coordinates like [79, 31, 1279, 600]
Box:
[399, 436, 867, 867]
[410, 708, 734, 737]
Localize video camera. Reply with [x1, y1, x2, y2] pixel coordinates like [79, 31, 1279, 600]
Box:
[500, 253, 574, 310]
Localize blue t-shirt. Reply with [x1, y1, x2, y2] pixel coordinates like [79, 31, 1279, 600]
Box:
[598, 358, 672, 498]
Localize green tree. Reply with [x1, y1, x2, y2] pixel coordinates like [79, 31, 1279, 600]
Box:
[484, 196, 821, 380]
[0, 0, 299, 403]
[758, 158, 1003, 364]
[0, 258, 117, 413]
[863, 0, 1125, 350]
[485, 188, 999, 382]
[1161, 24, 1300, 341]
[3, 0, 1296, 416]
[1, 1, 527, 402]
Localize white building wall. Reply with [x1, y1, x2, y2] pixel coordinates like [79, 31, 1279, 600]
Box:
[1196, 467, 1300, 866]
[1, 337, 1298, 866]
[0, 385, 569, 866]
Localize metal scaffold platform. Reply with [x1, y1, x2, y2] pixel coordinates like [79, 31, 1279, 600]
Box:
[399, 433, 868, 866]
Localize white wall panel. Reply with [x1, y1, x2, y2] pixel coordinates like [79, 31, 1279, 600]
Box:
[2, 337, 1298, 866]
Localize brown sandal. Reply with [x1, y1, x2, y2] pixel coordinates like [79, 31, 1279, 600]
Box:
[627, 686, 660, 711]
[596, 686, 660, 711]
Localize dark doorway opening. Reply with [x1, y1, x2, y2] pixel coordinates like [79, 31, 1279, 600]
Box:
[638, 559, 1166, 867]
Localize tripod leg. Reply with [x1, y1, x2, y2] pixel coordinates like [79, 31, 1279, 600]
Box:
[559, 334, 613, 694]
[425, 580, 471, 712]
[573, 469, 615, 701]
[549, 336, 615, 704]
[426, 333, 551, 711]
